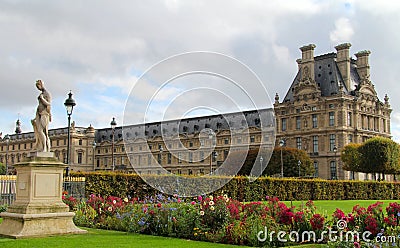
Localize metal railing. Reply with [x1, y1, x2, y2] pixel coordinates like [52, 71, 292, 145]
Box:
[0, 175, 85, 206]
[0, 175, 16, 205]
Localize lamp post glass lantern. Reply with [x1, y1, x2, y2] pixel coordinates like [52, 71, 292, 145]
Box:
[64, 91, 76, 177]
[259, 156, 264, 176]
[110, 117, 117, 171]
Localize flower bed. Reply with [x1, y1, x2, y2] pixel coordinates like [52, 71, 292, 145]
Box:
[63, 192, 400, 247]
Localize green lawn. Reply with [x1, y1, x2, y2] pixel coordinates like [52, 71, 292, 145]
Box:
[283, 199, 399, 217]
[0, 228, 249, 248]
[0, 227, 327, 248]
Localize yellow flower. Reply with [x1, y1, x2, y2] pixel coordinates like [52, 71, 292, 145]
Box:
[123, 197, 129, 203]
[194, 233, 198, 236]
[209, 195, 213, 200]
[210, 206, 215, 211]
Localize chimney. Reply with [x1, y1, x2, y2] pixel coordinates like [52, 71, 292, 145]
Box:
[355, 50, 371, 80]
[335, 43, 352, 90]
[299, 44, 316, 82]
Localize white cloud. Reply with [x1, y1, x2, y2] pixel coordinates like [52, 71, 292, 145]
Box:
[0, 0, 400, 142]
[329, 17, 354, 44]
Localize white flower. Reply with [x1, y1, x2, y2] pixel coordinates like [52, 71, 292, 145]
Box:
[200, 210, 205, 216]
[209, 201, 215, 206]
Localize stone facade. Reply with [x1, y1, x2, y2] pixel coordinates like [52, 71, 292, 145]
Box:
[0, 123, 96, 174]
[0, 43, 392, 180]
[274, 43, 391, 180]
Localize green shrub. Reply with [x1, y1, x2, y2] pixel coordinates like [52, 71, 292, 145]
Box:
[71, 172, 400, 201]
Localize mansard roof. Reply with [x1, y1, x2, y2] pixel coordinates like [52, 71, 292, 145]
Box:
[95, 108, 275, 143]
[283, 53, 361, 102]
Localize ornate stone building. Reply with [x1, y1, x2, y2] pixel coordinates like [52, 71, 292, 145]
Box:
[94, 109, 275, 175]
[0, 43, 392, 180]
[274, 43, 391, 180]
[0, 123, 96, 174]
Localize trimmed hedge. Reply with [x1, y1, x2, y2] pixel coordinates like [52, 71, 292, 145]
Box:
[72, 172, 400, 201]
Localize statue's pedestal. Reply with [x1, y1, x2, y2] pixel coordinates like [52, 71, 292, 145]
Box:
[0, 153, 86, 238]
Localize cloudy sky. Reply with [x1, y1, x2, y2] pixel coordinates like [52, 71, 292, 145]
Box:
[1, 0, 400, 141]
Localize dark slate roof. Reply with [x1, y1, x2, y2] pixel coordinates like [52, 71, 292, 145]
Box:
[95, 108, 275, 143]
[6, 126, 88, 141]
[283, 53, 360, 102]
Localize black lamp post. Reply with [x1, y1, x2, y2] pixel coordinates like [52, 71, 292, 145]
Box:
[64, 91, 76, 177]
[4, 134, 10, 175]
[110, 117, 117, 171]
[279, 139, 285, 177]
[208, 131, 215, 173]
[333, 145, 338, 180]
[298, 160, 301, 177]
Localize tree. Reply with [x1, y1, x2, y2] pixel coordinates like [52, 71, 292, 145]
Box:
[222, 147, 314, 177]
[0, 162, 5, 175]
[341, 143, 362, 172]
[266, 147, 314, 177]
[358, 137, 400, 174]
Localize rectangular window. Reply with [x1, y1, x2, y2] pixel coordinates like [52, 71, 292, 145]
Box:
[104, 158, 108, 167]
[348, 134, 353, 143]
[167, 153, 172, 164]
[312, 114, 318, 128]
[330, 161, 337, 179]
[296, 116, 301, 130]
[329, 112, 335, 126]
[189, 152, 193, 163]
[212, 151, 217, 162]
[312, 136, 318, 154]
[347, 112, 352, 126]
[237, 137, 242, 144]
[77, 152, 82, 164]
[281, 118, 287, 131]
[296, 137, 302, 150]
[96, 159, 100, 168]
[224, 150, 229, 159]
[157, 154, 162, 164]
[147, 154, 152, 165]
[138, 155, 141, 166]
[224, 138, 229, 145]
[200, 151, 204, 162]
[313, 161, 318, 177]
[329, 134, 336, 151]
[250, 136, 255, 143]
[178, 152, 182, 163]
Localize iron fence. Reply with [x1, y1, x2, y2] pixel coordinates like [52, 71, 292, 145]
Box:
[0, 175, 85, 206]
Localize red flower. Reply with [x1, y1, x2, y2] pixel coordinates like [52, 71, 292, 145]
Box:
[364, 215, 379, 235]
[310, 214, 325, 230]
[333, 208, 345, 220]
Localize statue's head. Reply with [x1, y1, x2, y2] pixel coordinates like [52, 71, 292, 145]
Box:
[36, 80, 44, 90]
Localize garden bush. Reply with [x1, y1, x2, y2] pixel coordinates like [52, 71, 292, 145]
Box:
[71, 172, 400, 201]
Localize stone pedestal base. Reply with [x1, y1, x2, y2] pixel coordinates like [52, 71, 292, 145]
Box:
[0, 154, 86, 238]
